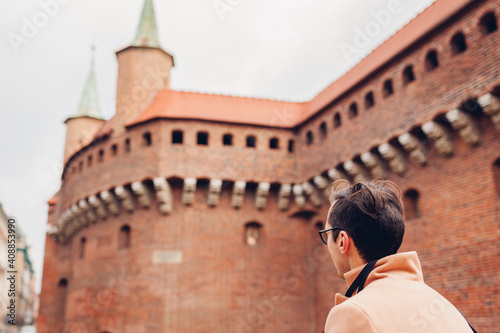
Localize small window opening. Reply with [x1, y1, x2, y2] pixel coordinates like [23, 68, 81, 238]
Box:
[320, 122, 327, 138]
[493, 158, 500, 196]
[479, 12, 497, 35]
[403, 65, 415, 85]
[269, 137, 279, 149]
[425, 50, 439, 71]
[79, 161, 83, 173]
[451, 32, 467, 54]
[197, 132, 209, 146]
[88, 155, 92, 167]
[246, 135, 256, 148]
[143, 132, 152, 146]
[403, 189, 421, 220]
[348, 103, 358, 119]
[245, 222, 262, 246]
[79, 237, 86, 259]
[172, 130, 183, 144]
[365, 92, 375, 109]
[111, 144, 118, 155]
[288, 139, 294, 153]
[119, 225, 131, 249]
[223, 134, 233, 146]
[333, 113, 341, 128]
[125, 139, 131, 152]
[306, 131, 314, 145]
[383, 79, 394, 97]
[98, 150, 104, 162]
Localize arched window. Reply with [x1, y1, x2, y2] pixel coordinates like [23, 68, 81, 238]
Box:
[383, 79, 394, 97]
[79, 237, 86, 259]
[143, 132, 152, 146]
[403, 65, 415, 85]
[288, 139, 295, 153]
[172, 130, 183, 144]
[306, 131, 314, 145]
[348, 103, 358, 119]
[450, 32, 467, 54]
[479, 12, 497, 35]
[223, 134, 233, 146]
[320, 122, 327, 138]
[111, 144, 118, 156]
[425, 50, 439, 71]
[197, 132, 209, 146]
[119, 225, 131, 249]
[98, 149, 104, 162]
[246, 135, 256, 148]
[333, 113, 341, 128]
[125, 138, 131, 152]
[88, 155, 92, 167]
[493, 158, 500, 196]
[365, 92, 375, 109]
[403, 189, 421, 220]
[269, 137, 279, 149]
[244, 222, 262, 246]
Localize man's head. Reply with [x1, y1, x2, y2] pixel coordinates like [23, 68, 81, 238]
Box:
[325, 180, 405, 276]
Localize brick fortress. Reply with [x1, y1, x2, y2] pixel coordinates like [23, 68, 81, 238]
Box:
[38, 0, 500, 332]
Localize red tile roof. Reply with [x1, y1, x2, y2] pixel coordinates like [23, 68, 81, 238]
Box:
[127, 90, 307, 128]
[127, 0, 474, 128]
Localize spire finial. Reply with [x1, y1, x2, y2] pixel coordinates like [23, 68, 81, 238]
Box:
[68, 49, 103, 120]
[132, 0, 160, 48]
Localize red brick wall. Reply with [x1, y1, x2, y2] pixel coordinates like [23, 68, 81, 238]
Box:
[39, 1, 500, 332]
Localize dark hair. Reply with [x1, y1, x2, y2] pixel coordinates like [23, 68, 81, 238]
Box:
[328, 180, 405, 262]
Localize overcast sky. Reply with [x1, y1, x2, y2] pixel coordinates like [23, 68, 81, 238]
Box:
[0, 0, 435, 293]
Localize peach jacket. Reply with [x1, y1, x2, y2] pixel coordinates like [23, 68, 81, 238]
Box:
[325, 251, 473, 332]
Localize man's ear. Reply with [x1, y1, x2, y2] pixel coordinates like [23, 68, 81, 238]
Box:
[338, 231, 350, 255]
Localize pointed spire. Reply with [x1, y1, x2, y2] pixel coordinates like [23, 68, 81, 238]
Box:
[132, 0, 160, 48]
[70, 46, 103, 120]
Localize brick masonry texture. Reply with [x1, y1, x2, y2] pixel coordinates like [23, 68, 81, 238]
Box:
[38, 1, 500, 332]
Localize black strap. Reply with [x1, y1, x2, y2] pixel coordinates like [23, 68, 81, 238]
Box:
[456, 308, 477, 333]
[345, 260, 378, 297]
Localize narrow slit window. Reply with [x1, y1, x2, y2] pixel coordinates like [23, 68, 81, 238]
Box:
[111, 144, 118, 155]
[245, 222, 262, 246]
[348, 103, 358, 119]
[143, 132, 152, 146]
[320, 122, 327, 138]
[403, 189, 421, 220]
[333, 113, 341, 128]
[288, 139, 294, 153]
[383, 79, 394, 97]
[403, 65, 415, 85]
[425, 50, 439, 71]
[306, 131, 313, 145]
[365, 92, 375, 109]
[493, 158, 500, 196]
[119, 225, 131, 249]
[125, 139, 131, 152]
[98, 150, 104, 162]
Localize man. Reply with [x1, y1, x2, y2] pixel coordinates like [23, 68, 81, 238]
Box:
[321, 180, 475, 332]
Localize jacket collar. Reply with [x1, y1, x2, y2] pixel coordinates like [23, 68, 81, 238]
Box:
[335, 251, 424, 305]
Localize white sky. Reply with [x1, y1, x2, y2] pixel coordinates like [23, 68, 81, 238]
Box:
[0, 0, 435, 293]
